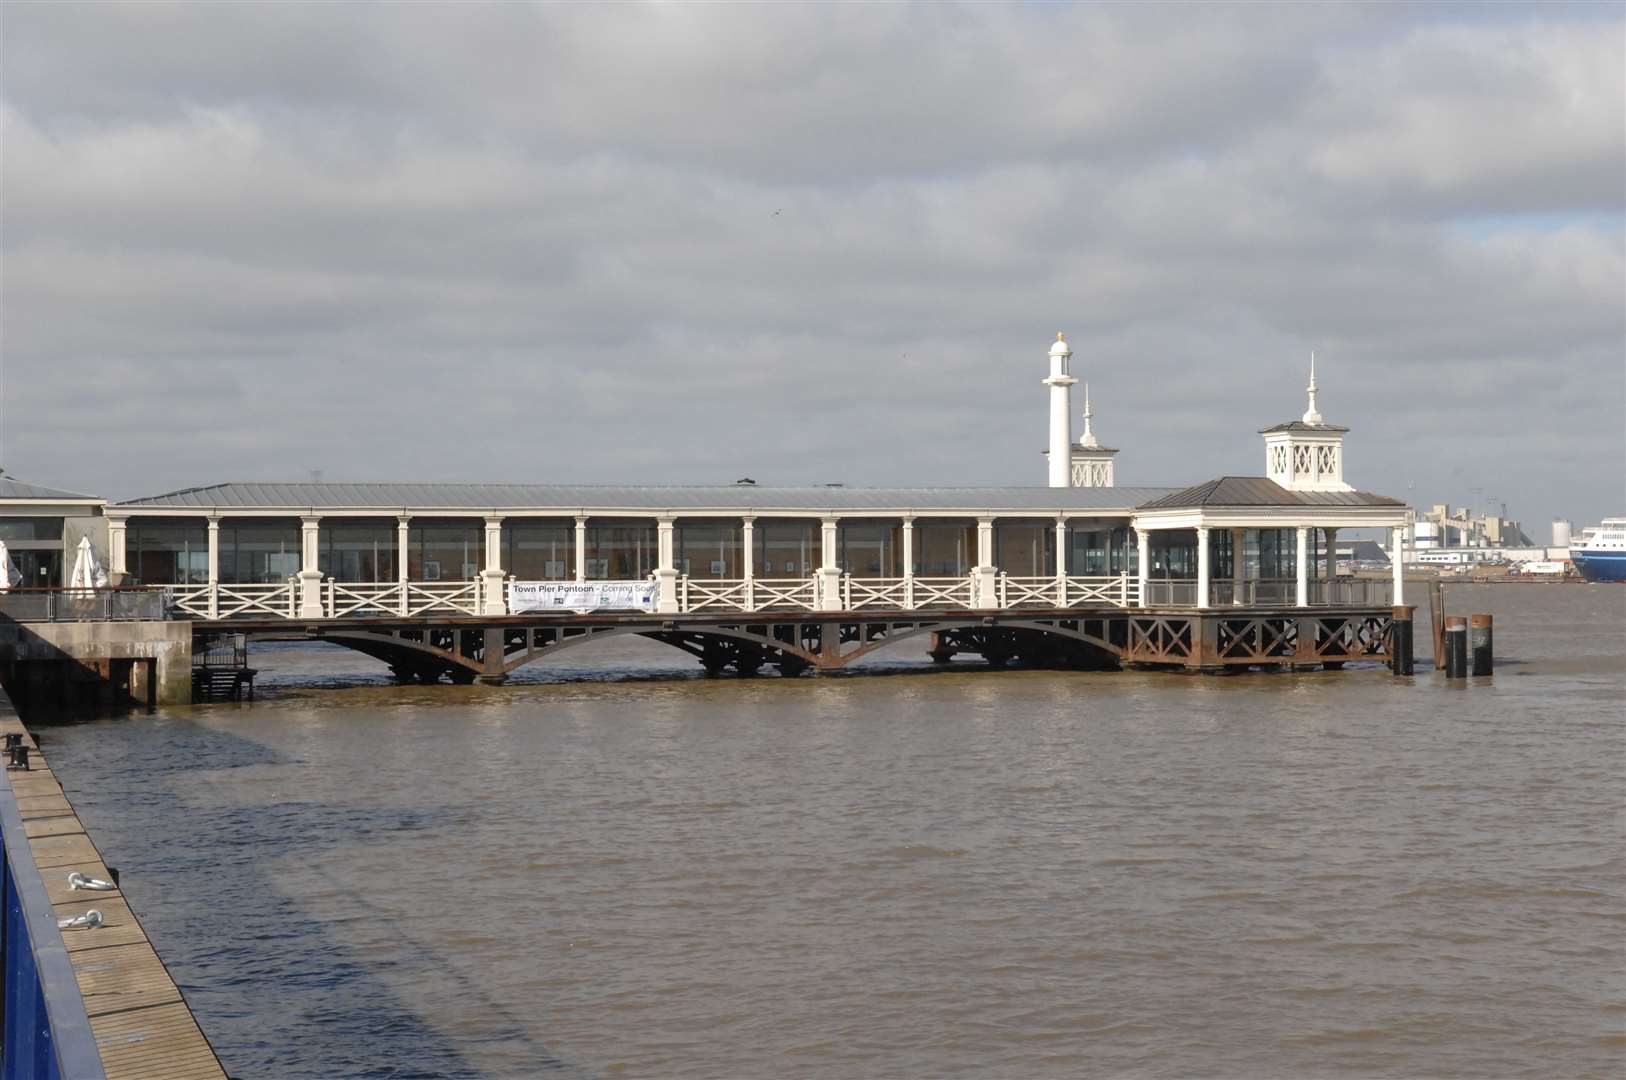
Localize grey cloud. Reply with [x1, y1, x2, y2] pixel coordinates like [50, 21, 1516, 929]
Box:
[2, 2, 1621, 531]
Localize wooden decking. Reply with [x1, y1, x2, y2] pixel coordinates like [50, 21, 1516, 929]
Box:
[1, 715, 227, 1080]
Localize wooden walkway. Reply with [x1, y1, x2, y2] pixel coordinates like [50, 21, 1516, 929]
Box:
[0, 713, 227, 1080]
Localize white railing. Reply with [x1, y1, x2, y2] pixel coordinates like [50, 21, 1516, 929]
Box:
[997, 574, 1060, 608]
[328, 580, 406, 618]
[1063, 574, 1137, 607]
[908, 576, 976, 609]
[166, 582, 297, 619]
[843, 576, 910, 610]
[681, 577, 751, 612]
[750, 577, 819, 611]
[402, 579, 482, 616]
[215, 582, 299, 619]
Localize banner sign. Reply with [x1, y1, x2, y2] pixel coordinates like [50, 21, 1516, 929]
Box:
[509, 581, 658, 613]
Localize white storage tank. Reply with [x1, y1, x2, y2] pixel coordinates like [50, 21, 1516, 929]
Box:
[1552, 520, 1572, 548]
[1413, 522, 1442, 549]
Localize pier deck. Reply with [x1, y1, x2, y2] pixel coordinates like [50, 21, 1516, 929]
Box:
[0, 710, 227, 1080]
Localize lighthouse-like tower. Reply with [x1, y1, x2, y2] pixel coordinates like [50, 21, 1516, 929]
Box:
[1044, 333, 1076, 488]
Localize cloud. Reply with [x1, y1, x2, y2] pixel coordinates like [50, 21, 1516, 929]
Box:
[2, 2, 1621, 532]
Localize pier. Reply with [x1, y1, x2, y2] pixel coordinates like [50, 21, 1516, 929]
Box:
[0, 688, 226, 1078]
[0, 340, 1417, 692]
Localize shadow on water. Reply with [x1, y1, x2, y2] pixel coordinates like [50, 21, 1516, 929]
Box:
[38, 716, 586, 1080]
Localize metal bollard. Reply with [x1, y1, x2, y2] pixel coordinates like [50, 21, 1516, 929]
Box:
[1470, 613, 1493, 676]
[1443, 616, 1468, 679]
[1391, 606, 1415, 676]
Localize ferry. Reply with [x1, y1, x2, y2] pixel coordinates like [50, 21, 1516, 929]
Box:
[1571, 518, 1626, 582]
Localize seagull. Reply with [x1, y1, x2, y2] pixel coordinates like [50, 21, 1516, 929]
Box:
[772, 208, 783, 216]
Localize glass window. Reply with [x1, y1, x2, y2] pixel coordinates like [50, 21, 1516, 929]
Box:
[583, 519, 656, 580]
[994, 521, 1054, 577]
[1150, 530, 1198, 579]
[322, 520, 399, 583]
[128, 520, 208, 584]
[675, 520, 741, 579]
[914, 520, 975, 576]
[839, 521, 902, 578]
[754, 519, 820, 577]
[505, 521, 574, 581]
[220, 519, 302, 584]
[411, 519, 483, 582]
[0, 518, 64, 542]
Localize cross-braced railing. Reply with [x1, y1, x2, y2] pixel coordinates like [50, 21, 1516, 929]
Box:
[167, 582, 297, 619]
[843, 576, 910, 610]
[908, 576, 976, 609]
[749, 578, 819, 611]
[681, 577, 751, 612]
[402, 580, 482, 616]
[997, 575, 1059, 608]
[1064, 574, 1137, 607]
[328, 581, 406, 618]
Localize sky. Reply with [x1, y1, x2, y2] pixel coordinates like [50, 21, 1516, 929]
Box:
[3, 2, 1622, 534]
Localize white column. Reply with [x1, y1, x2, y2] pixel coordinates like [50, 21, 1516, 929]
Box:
[741, 517, 755, 610]
[1295, 526, 1309, 608]
[655, 517, 679, 613]
[395, 515, 410, 615]
[106, 517, 128, 579]
[901, 518, 915, 609]
[1392, 526, 1406, 605]
[298, 515, 325, 618]
[206, 517, 221, 618]
[817, 517, 843, 611]
[1196, 526, 1211, 609]
[1231, 527, 1246, 605]
[396, 516, 411, 583]
[974, 516, 998, 607]
[481, 515, 507, 615]
[574, 516, 588, 582]
[1044, 335, 1076, 488]
[1054, 518, 1069, 604]
[206, 518, 220, 586]
[1135, 527, 1150, 607]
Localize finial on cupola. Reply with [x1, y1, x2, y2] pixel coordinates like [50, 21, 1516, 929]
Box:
[1079, 383, 1100, 449]
[1303, 351, 1323, 425]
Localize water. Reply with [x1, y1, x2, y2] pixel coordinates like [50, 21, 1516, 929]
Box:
[38, 585, 1626, 1078]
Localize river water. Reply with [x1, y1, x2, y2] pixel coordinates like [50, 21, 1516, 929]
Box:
[38, 585, 1626, 1079]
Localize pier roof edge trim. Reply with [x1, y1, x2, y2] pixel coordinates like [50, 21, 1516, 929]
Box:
[111, 481, 1182, 514]
[1137, 476, 1404, 510]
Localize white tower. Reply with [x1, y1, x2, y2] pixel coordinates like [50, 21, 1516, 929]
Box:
[1069, 383, 1118, 487]
[1044, 332, 1076, 488]
[1262, 352, 1353, 492]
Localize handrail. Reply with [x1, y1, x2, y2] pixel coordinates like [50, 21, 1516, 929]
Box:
[0, 730, 107, 1079]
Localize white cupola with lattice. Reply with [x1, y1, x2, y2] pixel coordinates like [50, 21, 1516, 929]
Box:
[1069, 383, 1118, 487]
[1260, 353, 1352, 492]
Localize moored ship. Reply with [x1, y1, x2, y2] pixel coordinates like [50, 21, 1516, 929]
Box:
[1571, 518, 1626, 582]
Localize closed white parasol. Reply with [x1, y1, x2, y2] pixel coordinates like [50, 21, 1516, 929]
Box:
[68, 536, 109, 592]
[0, 541, 19, 592]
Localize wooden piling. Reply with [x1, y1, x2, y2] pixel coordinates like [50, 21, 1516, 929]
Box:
[1470, 613, 1494, 676]
[1391, 605, 1415, 676]
[1443, 615, 1468, 679]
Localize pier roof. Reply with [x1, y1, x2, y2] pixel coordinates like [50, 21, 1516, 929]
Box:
[0, 477, 101, 502]
[1136, 476, 1403, 510]
[113, 481, 1181, 514]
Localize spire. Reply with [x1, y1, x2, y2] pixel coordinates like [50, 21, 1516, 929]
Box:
[1302, 351, 1323, 425]
[1079, 383, 1100, 448]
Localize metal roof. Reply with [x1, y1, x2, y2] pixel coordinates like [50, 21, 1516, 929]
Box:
[0, 477, 101, 502]
[113, 481, 1181, 514]
[1259, 420, 1350, 434]
[1136, 476, 1405, 510]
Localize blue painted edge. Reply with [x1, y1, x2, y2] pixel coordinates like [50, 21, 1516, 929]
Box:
[0, 722, 108, 1080]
